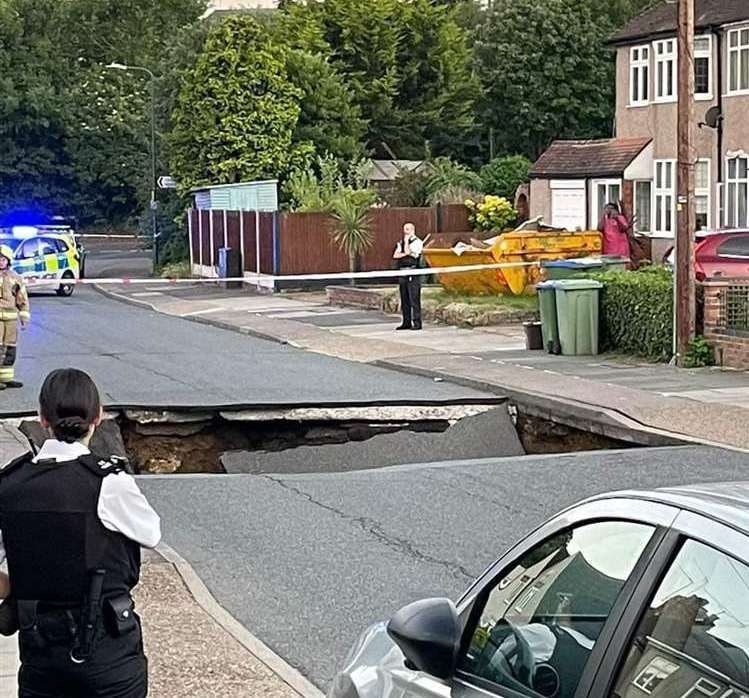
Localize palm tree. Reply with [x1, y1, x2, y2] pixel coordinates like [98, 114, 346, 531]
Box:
[330, 192, 373, 284]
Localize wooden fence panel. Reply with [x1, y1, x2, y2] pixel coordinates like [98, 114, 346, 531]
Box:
[439, 204, 471, 233]
[211, 211, 224, 267]
[279, 212, 348, 275]
[200, 210, 211, 266]
[226, 211, 241, 254]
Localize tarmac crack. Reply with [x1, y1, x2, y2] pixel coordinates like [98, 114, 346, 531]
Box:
[261, 475, 477, 582]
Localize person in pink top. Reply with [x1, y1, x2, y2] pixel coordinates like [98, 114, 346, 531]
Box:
[598, 202, 631, 258]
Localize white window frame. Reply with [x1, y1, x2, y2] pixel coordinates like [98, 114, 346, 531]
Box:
[654, 160, 676, 236]
[693, 34, 712, 100]
[725, 155, 749, 228]
[654, 39, 677, 103]
[727, 27, 749, 96]
[591, 179, 622, 225]
[629, 45, 650, 106]
[634, 180, 652, 233]
[694, 158, 710, 230]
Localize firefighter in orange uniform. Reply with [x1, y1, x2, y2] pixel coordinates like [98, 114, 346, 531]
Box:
[0, 245, 30, 390]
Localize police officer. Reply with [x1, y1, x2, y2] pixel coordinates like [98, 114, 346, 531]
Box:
[0, 244, 30, 390]
[0, 368, 161, 697]
[392, 222, 424, 331]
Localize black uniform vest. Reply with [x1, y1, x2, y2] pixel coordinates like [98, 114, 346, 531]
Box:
[396, 238, 419, 269]
[0, 453, 140, 606]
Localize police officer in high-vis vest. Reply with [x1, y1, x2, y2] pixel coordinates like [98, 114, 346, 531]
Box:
[0, 244, 30, 390]
[0, 368, 161, 697]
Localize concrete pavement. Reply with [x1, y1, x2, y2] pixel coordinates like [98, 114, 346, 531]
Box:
[99, 282, 749, 450]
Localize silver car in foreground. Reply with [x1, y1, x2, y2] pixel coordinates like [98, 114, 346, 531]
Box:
[329, 483, 749, 698]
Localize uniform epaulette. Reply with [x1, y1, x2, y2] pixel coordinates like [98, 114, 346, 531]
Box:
[0, 452, 32, 478]
[79, 453, 131, 478]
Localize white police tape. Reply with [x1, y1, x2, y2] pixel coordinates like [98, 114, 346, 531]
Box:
[25, 259, 542, 286]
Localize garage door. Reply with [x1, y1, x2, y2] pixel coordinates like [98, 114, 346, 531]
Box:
[551, 188, 586, 230]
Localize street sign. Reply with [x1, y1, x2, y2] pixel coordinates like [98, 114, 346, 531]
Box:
[158, 176, 177, 190]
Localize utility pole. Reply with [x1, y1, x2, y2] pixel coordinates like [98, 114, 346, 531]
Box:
[675, 0, 696, 366]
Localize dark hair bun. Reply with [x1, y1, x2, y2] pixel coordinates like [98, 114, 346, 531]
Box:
[54, 416, 90, 443]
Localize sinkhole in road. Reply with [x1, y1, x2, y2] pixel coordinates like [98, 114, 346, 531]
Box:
[13, 398, 655, 475]
[115, 399, 643, 475]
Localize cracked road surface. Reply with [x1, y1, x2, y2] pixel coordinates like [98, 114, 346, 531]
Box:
[139, 445, 749, 690]
[3, 288, 486, 415]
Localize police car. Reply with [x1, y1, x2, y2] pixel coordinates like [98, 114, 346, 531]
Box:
[0, 225, 85, 297]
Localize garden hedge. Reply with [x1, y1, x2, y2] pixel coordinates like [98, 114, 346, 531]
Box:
[591, 267, 673, 362]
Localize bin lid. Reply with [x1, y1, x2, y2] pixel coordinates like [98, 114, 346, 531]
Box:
[535, 280, 561, 289]
[542, 257, 605, 268]
[553, 279, 603, 290]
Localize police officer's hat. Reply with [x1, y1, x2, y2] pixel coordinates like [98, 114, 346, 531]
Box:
[0, 245, 13, 263]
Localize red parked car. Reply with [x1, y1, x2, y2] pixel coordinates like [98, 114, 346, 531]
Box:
[664, 230, 749, 280]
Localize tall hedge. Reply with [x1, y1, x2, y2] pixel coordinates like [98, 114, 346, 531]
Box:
[592, 267, 673, 362]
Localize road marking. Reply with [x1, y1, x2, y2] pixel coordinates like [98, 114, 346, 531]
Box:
[181, 307, 225, 317]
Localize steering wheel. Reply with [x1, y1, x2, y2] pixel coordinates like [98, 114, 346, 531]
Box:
[501, 626, 560, 698]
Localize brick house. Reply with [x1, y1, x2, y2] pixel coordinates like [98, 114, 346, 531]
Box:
[529, 0, 749, 260]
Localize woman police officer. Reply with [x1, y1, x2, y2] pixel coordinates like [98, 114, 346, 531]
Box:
[0, 368, 161, 697]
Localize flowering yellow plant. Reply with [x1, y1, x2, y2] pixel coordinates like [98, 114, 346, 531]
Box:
[465, 195, 517, 233]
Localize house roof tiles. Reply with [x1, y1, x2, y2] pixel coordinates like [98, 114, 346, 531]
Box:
[530, 138, 652, 179]
[610, 0, 749, 45]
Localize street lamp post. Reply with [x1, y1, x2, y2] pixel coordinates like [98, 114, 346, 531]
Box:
[105, 62, 160, 268]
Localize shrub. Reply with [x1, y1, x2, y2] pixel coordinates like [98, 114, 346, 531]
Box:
[591, 266, 673, 362]
[683, 336, 715, 368]
[465, 195, 517, 233]
[425, 157, 483, 205]
[479, 155, 532, 199]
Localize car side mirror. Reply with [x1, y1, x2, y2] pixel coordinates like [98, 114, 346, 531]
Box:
[386, 598, 461, 680]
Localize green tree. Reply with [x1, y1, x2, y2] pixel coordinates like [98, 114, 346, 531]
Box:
[479, 155, 532, 199]
[278, 0, 479, 161]
[168, 16, 310, 194]
[284, 50, 367, 165]
[475, 0, 614, 160]
[0, 0, 73, 216]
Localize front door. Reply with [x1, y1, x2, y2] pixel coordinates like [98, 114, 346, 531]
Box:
[591, 180, 622, 225]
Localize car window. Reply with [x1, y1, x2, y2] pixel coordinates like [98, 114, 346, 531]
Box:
[611, 539, 749, 697]
[38, 238, 57, 256]
[460, 521, 655, 698]
[53, 238, 68, 253]
[18, 239, 40, 259]
[717, 235, 749, 258]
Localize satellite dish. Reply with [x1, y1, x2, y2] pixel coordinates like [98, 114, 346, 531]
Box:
[704, 106, 723, 129]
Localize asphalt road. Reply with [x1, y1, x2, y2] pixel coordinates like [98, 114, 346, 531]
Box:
[4, 287, 487, 415]
[3, 242, 486, 415]
[139, 445, 749, 690]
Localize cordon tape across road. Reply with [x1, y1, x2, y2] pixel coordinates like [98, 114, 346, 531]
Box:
[25, 260, 542, 286]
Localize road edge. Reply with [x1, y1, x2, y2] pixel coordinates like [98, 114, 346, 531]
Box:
[155, 542, 325, 698]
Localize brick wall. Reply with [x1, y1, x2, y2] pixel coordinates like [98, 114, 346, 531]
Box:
[703, 280, 749, 370]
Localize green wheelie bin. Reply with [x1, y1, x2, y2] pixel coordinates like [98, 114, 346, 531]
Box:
[536, 280, 561, 354]
[553, 279, 603, 356]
